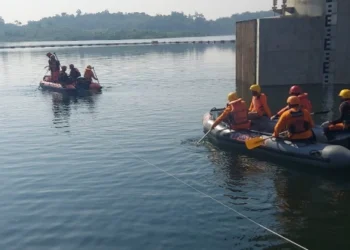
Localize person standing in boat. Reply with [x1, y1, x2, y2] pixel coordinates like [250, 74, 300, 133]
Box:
[211, 92, 251, 130]
[271, 85, 312, 120]
[273, 96, 314, 141]
[58, 66, 70, 87]
[69, 64, 81, 82]
[46, 53, 60, 82]
[321, 89, 350, 132]
[248, 84, 272, 120]
[84, 65, 98, 84]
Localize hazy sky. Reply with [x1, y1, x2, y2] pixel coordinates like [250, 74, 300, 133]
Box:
[1, 0, 272, 23]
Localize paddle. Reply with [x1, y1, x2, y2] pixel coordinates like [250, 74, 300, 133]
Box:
[197, 129, 212, 145]
[245, 131, 288, 150]
[271, 110, 330, 121]
[92, 67, 100, 84]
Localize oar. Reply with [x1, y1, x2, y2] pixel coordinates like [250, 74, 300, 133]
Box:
[272, 110, 330, 120]
[197, 129, 212, 145]
[311, 110, 329, 115]
[92, 67, 100, 84]
[245, 131, 288, 150]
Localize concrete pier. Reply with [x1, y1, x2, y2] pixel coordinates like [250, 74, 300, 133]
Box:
[236, 0, 350, 87]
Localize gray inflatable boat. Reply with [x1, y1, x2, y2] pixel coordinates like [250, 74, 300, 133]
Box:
[202, 109, 350, 169]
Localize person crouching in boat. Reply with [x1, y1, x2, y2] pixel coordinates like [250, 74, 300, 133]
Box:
[211, 92, 251, 131]
[69, 64, 81, 82]
[248, 84, 272, 120]
[46, 53, 60, 82]
[273, 96, 315, 142]
[84, 65, 98, 84]
[321, 89, 350, 132]
[271, 85, 312, 120]
[58, 66, 70, 87]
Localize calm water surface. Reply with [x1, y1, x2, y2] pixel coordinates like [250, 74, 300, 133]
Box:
[1, 39, 350, 250]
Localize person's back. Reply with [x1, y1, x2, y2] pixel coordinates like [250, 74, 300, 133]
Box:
[58, 66, 69, 84]
[69, 64, 81, 80]
[273, 96, 314, 141]
[211, 92, 251, 131]
[228, 98, 250, 130]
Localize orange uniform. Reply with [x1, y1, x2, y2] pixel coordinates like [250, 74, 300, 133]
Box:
[212, 99, 251, 130]
[273, 108, 314, 140]
[249, 93, 272, 118]
[277, 93, 312, 116]
[84, 69, 97, 82]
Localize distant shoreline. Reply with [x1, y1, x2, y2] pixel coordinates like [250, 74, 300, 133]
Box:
[0, 35, 235, 46]
[0, 10, 274, 43]
[0, 35, 235, 49]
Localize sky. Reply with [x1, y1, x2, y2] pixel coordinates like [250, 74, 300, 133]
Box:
[0, 0, 272, 24]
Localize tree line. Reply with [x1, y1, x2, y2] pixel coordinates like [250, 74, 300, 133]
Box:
[0, 10, 275, 42]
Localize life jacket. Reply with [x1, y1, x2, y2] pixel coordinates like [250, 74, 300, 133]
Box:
[70, 68, 81, 79]
[84, 69, 94, 81]
[227, 99, 250, 129]
[298, 93, 312, 112]
[341, 100, 350, 128]
[252, 94, 266, 116]
[287, 109, 310, 134]
[49, 58, 60, 71]
[58, 71, 69, 83]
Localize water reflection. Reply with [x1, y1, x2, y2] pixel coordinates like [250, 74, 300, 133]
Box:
[48, 91, 99, 132]
[207, 142, 350, 249]
[272, 167, 350, 250]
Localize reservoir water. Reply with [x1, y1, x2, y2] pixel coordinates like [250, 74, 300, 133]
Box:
[0, 36, 349, 250]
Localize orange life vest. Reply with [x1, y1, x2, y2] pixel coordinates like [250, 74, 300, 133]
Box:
[84, 70, 94, 81]
[252, 94, 266, 116]
[287, 109, 310, 134]
[298, 93, 312, 113]
[228, 99, 250, 129]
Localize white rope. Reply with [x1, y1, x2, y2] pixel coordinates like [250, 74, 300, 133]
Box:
[117, 146, 309, 250]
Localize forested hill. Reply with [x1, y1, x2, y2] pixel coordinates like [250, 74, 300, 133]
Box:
[0, 10, 275, 42]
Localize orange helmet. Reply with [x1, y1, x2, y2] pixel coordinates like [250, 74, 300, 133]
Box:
[287, 96, 300, 105]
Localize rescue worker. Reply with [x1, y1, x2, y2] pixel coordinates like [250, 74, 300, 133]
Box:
[248, 84, 272, 119]
[271, 85, 312, 120]
[84, 65, 98, 84]
[211, 92, 251, 130]
[58, 66, 70, 86]
[69, 64, 81, 81]
[46, 53, 60, 82]
[273, 96, 314, 141]
[321, 89, 350, 132]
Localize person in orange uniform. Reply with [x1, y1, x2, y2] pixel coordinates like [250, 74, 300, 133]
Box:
[321, 89, 350, 132]
[84, 65, 98, 84]
[272, 85, 312, 120]
[211, 92, 251, 130]
[273, 96, 314, 141]
[248, 84, 272, 120]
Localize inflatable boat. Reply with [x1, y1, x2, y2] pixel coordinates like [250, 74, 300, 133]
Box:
[39, 75, 102, 94]
[210, 107, 350, 149]
[203, 109, 350, 169]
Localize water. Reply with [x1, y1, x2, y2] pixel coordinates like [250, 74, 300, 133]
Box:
[1, 36, 350, 250]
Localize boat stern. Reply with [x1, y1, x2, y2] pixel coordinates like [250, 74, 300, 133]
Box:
[321, 145, 350, 169]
